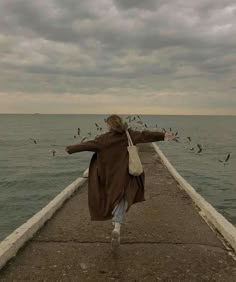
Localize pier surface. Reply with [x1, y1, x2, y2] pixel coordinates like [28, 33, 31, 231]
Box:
[1, 144, 236, 281]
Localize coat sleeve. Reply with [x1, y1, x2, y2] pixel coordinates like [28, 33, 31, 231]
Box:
[129, 129, 165, 145]
[66, 137, 102, 154]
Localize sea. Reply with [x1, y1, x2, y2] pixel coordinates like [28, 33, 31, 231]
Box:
[0, 114, 235, 241]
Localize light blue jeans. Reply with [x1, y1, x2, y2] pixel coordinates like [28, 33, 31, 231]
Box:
[112, 198, 126, 224]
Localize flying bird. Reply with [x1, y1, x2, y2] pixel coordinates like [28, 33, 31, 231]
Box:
[137, 121, 143, 125]
[125, 116, 132, 123]
[218, 153, 231, 166]
[81, 136, 87, 143]
[30, 138, 37, 144]
[172, 137, 180, 143]
[197, 144, 203, 154]
[187, 137, 191, 142]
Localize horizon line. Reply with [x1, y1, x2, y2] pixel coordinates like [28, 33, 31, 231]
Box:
[0, 113, 236, 116]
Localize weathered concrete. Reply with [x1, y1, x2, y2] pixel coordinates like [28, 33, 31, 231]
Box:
[1, 144, 236, 281]
[153, 143, 236, 253]
[0, 177, 87, 270]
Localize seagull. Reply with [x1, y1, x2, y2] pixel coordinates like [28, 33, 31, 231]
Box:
[172, 137, 180, 143]
[30, 138, 37, 144]
[197, 144, 203, 153]
[81, 136, 87, 143]
[125, 116, 132, 123]
[218, 153, 231, 166]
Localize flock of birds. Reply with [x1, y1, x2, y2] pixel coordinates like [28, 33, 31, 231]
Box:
[28, 115, 231, 167]
[124, 115, 231, 166]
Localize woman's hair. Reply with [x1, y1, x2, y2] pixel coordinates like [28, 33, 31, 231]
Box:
[106, 114, 128, 133]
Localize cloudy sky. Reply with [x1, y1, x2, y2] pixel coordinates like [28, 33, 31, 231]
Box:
[0, 0, 236, 114]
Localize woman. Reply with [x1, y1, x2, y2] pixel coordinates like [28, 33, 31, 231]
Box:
[65, 114, 172, 251]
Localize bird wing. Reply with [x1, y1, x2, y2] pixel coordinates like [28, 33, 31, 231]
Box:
[173, 137, 180, 143]
[197, 144, 202, 149]
[225, 153, 230, 162]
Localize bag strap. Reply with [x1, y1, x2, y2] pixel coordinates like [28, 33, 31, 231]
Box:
[126, 130, 133, 146]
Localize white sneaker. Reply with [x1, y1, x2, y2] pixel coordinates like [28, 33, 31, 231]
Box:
[111, 229, 120, 252]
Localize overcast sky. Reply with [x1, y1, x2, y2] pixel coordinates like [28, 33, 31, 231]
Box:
[0, 0, 236, 114]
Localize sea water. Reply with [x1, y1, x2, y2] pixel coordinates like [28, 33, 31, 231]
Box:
[0, 114, 235, 241]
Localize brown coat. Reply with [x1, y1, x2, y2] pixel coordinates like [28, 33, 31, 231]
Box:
[67, 129, 165, 221]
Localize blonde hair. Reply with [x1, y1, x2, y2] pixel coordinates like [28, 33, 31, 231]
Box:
[106, 114, 128, 132]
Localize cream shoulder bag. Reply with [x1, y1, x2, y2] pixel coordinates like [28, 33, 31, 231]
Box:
[125, 130, 143, 176]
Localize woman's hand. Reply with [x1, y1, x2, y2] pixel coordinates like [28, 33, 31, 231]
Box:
[65, 146, 72, 154]
[164, 133, 173, 140]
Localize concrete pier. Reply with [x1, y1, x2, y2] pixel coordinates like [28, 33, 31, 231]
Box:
[0, 144, 236, 281]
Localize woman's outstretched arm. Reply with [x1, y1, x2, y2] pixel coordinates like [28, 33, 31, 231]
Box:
[129, 129, 172, 144]
[65, 137, 102, 154]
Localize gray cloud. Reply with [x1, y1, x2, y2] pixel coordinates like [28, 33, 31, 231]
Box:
[114, 0, 161, 10]
[0, 0, 236, 113]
